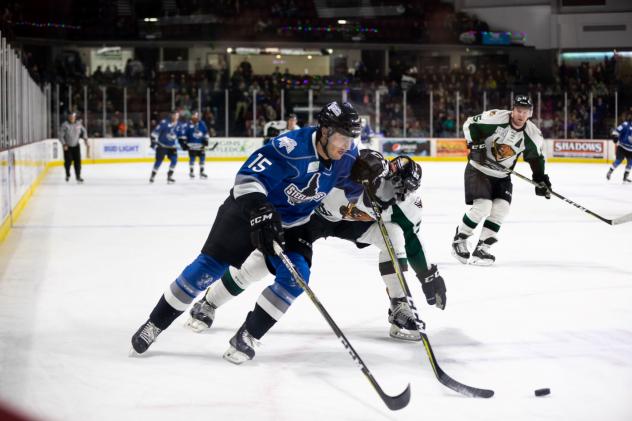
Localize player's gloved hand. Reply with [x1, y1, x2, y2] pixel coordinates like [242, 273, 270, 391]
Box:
[149, 138, 157, 150]
[532, 173, 552, 199]
[249, 202, 285, 256]
[468, 143, 487, 164]
[417, 264, 446, 310]
[389, 155, 422, 201]
[179, 140, 189, 151]
[351, 149, 389, 186]
[202, 139, 209, 147]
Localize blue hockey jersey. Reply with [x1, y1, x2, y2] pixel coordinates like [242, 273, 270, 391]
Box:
[233, 126, 362, 228]
[614, 121, 632, 152]
[151, 119, 182, 148]
[181, 120, 210, 150]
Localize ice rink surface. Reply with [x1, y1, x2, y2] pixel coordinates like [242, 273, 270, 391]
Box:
[1, 160, 631, 421]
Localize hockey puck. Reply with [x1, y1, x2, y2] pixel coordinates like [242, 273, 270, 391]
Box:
[534, 388, 550, 397]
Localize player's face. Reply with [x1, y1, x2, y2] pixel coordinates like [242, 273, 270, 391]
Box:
[68, 114, 76, 123]
[171, 113, 179, 122]
[326, 131, 353, 160]
[511, 106, 530, 128]
[288, 118, 297, 128]
[191, 114, 199, 123]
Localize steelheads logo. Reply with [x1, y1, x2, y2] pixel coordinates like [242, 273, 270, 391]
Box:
[284, 173, 327, 205]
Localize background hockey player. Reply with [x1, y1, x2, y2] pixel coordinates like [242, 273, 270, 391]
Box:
[606, 116, 632, 183]
[186, 152, 447, 344]
[131, 101, 364, 362]
[284, 113, 300, 133]
[451, 95, 551, 265]
[180, 111, 210, 179]
[149, 110, 181, 184]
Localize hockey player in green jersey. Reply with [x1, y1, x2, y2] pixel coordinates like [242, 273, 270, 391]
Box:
[451, 95, 552, 265]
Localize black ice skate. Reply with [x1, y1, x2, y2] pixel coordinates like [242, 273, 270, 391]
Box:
[130, 319, 162, 355]
[77, 177, 84, 184]
[451, 227, 470, 264]
[223, 322, 260, 364]
[606, 168, 613, 180]
[185, 297, 216, 333]
[624, 172, 631, 183]
[167, 176, 176, 184]
[149, 172, 156, 183]
[470, 238, 497, 266]
[388, 297, 422, 341]
[200, 170, 208, 179]
[65, 175, 70, 182]
[189, 168, 195, 179]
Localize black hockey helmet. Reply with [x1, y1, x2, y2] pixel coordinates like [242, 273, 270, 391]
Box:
[317, 101, 362, 138]
[389, 155, 422, 200]
[513, 95, 533, 109]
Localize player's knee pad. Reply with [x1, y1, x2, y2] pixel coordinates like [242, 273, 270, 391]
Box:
[359, 222, 406, 260]
[467, 198, 493, 223]
[229, 250, 270, 290]
[272, 252, 310, 298]
[487, 199, 510, 225]
[165, 254, 228, 311]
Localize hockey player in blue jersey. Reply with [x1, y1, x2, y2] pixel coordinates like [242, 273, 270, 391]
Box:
[180, 111, 210, 179]
[607, 117, 632, 183]
[131, 101, 367, 357]
[149, 110, 181, 184]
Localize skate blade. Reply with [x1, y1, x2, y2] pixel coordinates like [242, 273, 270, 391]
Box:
[223, 346, 251, 365]
[389, 325, 421, 342]
[128, 347, 144, 357]
[469, 257, 494, 266]
[451, 249, 469, 265]
[184, 317, 209, 333]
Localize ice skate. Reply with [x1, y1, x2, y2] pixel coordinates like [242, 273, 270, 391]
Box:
[167, 176, 176, 184]
[200, 170, 208, 179]
[388, 298, 422, 341]
[624, 172, 631, 183]
[77, 177, 84, 184]
[189, 169, 195, 179]
[149, 172, 156, 183]
[223, 322, 260, 364]
[606, 168, 613, 180]
[185, 297, 216, 333]
[130, 320, 162, 355]
[470, 238, 497, 266]
[451, 227, 470, 264]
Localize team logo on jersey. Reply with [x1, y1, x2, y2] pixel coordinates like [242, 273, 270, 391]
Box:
[284, 173, 326, 205]
[492, 141, 516, 161]
[278, 136, 297, 154]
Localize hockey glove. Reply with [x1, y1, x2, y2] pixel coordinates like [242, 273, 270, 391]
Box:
[468, 143, 487, 164]
[202, 138, 209, 147]
[417, 264, 446, 310]
[249, 202, 285, 256]
[179, 140, 189, 151]
[351, 149, 389, 186]
[532, 173, 552, 199]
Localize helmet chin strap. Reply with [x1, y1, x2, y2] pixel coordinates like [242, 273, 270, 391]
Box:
[319, 127, 334, 160]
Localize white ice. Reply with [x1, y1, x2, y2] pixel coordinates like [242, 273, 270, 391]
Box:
[1, 161, 631, 421]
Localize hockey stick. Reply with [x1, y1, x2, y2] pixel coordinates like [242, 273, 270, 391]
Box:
[482, 160, 632, 226]
[272, 242, 411, 411]
[207, 141, 219, 151]
[362, 182, 495, 398]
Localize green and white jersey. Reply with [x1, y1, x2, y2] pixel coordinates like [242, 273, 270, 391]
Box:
[463, 109, 546, 178]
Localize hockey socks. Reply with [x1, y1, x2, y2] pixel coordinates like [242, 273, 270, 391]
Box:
[150, 295, 184, 330]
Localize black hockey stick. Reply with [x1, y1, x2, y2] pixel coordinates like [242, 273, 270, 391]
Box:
[207, 141, 219, 151]
[272, 242, 411, 411]
[362, 182, 494, 398]
[482, 160, 632, 225]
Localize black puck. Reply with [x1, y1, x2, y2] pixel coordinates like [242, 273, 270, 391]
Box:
[534, 388, 550, 397]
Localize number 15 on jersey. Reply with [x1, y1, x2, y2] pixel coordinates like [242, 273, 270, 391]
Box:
[247, 153, 272, 172]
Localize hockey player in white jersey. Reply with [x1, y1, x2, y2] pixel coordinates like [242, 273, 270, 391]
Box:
[186, 151, 447, 349]
[452, 95, 551, 265]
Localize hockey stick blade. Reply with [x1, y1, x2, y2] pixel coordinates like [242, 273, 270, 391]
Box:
[361, 182, 494, 399]
[421, 332, 494, 398]
[612, 212, 632, 225]
[272, 242, 412, 410]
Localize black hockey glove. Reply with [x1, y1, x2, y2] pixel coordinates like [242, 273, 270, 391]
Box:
[202, 138, 209, 147]
[532, 173, 552, 199]
[150, 137, 157, 150]
[417, 264, 446, 310]
[389, 155, 422, 201]
[179, 140, 189, 151]
[468, 143, 487, 164]
[351, 149, 389, 186]
[249, 202, 285, 256]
